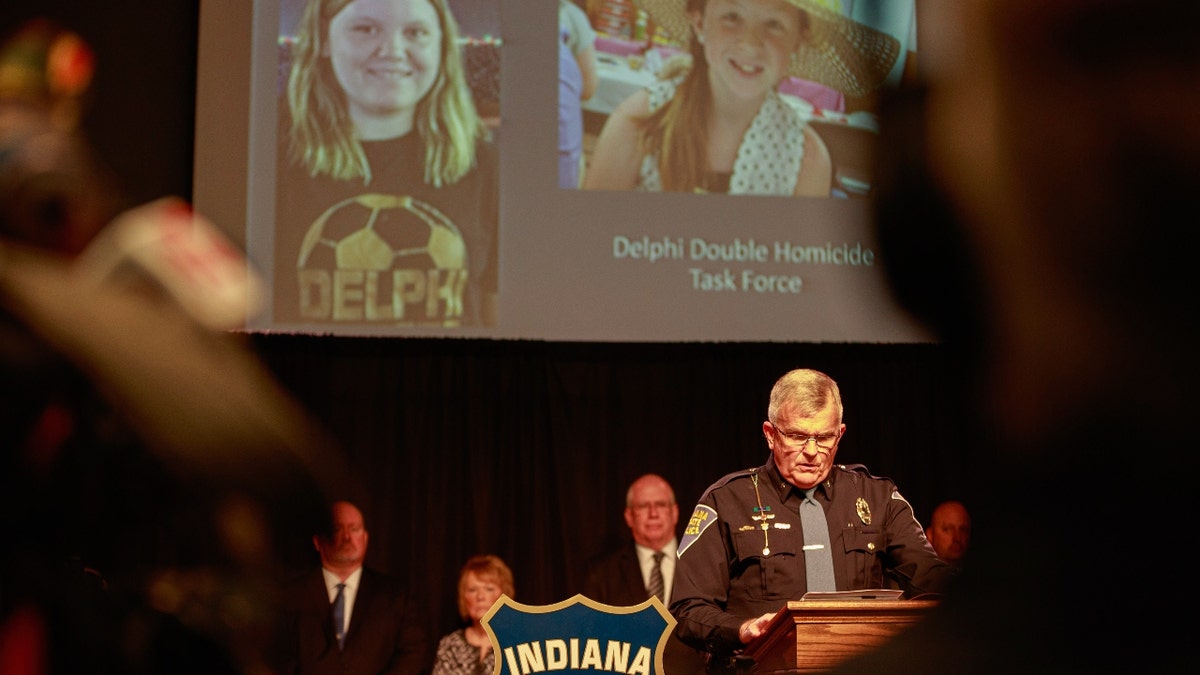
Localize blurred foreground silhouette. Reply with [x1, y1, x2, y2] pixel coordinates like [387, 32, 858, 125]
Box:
[2, 18, 349, 674]
[837, 0, 1200, 672]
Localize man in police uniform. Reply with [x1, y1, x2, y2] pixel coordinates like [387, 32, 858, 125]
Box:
[670, 368, 954, 669]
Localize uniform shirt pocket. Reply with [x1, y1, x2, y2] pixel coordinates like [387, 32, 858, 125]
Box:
[840, 526, 886, 587]
[731, 527, 803, 601]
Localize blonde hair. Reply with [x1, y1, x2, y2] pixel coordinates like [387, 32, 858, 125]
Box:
[285, 0, 488, 187]
[643, 0, 810, 192]
[455, 554, 515, 622]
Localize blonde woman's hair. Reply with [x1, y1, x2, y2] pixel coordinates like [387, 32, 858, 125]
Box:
[285, 0, 488, 187]
[455, 554, 515, 622]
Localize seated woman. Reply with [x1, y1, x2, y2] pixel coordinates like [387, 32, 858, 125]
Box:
[431, 554, 514, 675]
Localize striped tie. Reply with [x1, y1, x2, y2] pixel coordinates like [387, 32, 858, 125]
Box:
[647, 551, 665, 601]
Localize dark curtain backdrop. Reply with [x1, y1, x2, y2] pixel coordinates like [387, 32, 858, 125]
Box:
[250, 335, 978, 642]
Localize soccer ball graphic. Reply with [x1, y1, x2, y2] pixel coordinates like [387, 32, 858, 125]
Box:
[296, 193, 468, 324]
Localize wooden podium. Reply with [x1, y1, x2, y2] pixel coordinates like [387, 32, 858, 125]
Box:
[742, 599, 939, 673]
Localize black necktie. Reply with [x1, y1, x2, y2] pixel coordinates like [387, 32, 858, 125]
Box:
[647, 550, 665, 601]
[332, 582, 346, 650]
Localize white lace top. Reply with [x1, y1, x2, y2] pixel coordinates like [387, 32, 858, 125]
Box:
[637, 76, 807, 194]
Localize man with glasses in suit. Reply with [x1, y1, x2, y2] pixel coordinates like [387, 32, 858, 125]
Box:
[582, 473, 707, 674]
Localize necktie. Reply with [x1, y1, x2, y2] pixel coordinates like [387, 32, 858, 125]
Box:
[800, 488, 836, 592]
[647, 550, 665, 601]
[332, 582, 346, 650]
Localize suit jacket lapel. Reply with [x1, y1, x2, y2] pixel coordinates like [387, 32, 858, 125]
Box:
[344, 568, 374, 649]
[622, 546, 647, 604]
[305, 571, 339, 652]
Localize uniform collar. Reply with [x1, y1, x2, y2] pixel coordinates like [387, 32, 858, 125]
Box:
[763, 457, 837, 503]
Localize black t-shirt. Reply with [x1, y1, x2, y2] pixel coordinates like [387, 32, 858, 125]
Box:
[273, 132, 498, 328]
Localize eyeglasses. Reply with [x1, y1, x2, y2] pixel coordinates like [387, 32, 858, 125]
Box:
[630, 500, 674, 513]
[770, 421, 841, 450]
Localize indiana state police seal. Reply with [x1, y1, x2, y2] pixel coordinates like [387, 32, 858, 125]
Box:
[483, 594, 675, 675]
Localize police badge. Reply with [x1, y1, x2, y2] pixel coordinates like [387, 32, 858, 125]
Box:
[855, 497, 872, 525]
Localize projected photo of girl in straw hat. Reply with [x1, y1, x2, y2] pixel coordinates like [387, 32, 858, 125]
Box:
[581, 0, 901, 196]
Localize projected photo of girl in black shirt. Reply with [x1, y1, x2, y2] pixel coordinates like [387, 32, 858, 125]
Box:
[274, 0, 498, 328]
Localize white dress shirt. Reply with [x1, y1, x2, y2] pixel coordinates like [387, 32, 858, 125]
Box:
[323, 566, 363, 637]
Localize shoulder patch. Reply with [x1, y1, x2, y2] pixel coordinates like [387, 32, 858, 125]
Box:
[678, 505, 718, 557]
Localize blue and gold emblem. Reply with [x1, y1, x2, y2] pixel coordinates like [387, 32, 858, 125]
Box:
[485, 594, 674, 675]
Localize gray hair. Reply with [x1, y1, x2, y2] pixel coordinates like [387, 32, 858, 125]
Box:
[767, 368, 843, 423]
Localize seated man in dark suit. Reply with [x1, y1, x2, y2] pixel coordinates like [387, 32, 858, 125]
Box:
[582, 473, 706, 674]
[275, 500, 428, 674]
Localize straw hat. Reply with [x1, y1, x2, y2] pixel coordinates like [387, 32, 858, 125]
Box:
[637, 0, 901, 98]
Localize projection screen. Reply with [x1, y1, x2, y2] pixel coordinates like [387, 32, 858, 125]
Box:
[193, 0, 930, 342]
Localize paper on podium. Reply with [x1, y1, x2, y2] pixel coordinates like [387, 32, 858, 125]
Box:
[800, 588, 904, 601]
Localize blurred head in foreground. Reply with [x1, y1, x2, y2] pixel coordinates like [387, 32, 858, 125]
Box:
[877, 0, 1199, 441]
[2, 17, 341, 675]
[857, 0, 1200, 671]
